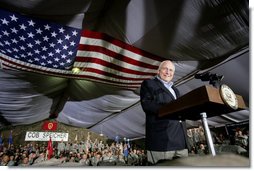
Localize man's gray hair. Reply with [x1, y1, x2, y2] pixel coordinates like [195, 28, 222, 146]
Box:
[158, 60, 175, 71]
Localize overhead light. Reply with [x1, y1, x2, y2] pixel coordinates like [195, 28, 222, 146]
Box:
[72, 67, 80, 74]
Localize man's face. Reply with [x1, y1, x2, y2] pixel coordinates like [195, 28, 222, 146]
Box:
[158, 61, 175, 82]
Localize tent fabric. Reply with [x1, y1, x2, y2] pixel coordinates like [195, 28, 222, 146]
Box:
[0, 0, 250, 140]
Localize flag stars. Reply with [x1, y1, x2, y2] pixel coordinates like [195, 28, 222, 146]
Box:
[44, 24, 50, 30]
[41, 55, 47, 59]
[14, 55, 19, 58]
[20, 46, 26, 50]
[43, 36, 49, 41]
[48, 52, 54, 57]
[36, 28, 43, 34]
[54, 57, 60, 62]
[72, 30, 78, 36]
[35, 40, 41, 45]
[63, 45, 68, 50]
[4, 41, 11, 46]
[70, 41, 76, 46]
[42, 46, 48, 51]
[27, 43, 33, 48]
[27, 32, 35, 38]
[11, 27, 18, 33]
[19, 24, 27, 30]
[59, 27, 65, 33]
[10, 14, 18, 21]
[12, 39, 18, 44]
[61, 54, 67, 59]
[1, 18, 9, 25]
[55, 49, 61, 53]
[19, 36, 26, 41]
[13, 48, 19, 52]
[34, 57, 40, 61]
[1, 10, 80, 71]
[28, 20, 35, 26]
[27, 52, 33, 56]
[2, 30, 10, 36]
[65, 34, 70, 40]
[57, 39, 63, 44]
[34, 49, 40, 54]
[51, 31, 57, 37]
[49, 43, 55, 48]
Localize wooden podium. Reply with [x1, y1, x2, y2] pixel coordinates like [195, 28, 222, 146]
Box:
[159, 85, 247, 156]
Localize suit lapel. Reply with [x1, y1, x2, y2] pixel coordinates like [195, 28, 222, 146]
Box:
[154, 77, 177, 100]
[172, 85, 180, 98]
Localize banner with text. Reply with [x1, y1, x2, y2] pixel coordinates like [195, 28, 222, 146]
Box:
[25, 131, 68, 141]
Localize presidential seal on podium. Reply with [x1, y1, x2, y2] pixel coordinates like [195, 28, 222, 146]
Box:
[219, 84, 238, 110]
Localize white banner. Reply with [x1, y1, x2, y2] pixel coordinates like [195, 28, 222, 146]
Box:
[25, 131, 68, 141]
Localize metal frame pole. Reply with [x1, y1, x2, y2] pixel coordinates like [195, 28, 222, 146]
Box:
[200, 112, 216, 156]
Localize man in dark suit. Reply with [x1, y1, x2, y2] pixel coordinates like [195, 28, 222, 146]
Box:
[140, 60, 189, 164]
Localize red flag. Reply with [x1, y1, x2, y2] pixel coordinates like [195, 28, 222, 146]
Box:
[42, 121, 57, 131]
[47, 137, 53, 160]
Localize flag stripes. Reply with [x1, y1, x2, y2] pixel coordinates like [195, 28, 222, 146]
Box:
[1, 60, 141, 89]
[76, 45, 159, 72]
[81, 30, 163, 62]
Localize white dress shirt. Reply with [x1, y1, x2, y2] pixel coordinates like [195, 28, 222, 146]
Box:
[156, 76, 177, 99]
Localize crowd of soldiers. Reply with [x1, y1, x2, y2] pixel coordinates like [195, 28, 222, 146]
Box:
[186, 125, 249, 156]
[1, 125, 249, 166]
[0, 137, 147, 166]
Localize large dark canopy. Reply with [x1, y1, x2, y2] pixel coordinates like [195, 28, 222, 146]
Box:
[0, 0, 249, 140]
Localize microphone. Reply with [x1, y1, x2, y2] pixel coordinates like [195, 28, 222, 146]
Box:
[195, 72, 224, 88]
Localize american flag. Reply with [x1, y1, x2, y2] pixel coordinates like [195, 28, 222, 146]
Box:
[0, 9, 165, 89]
